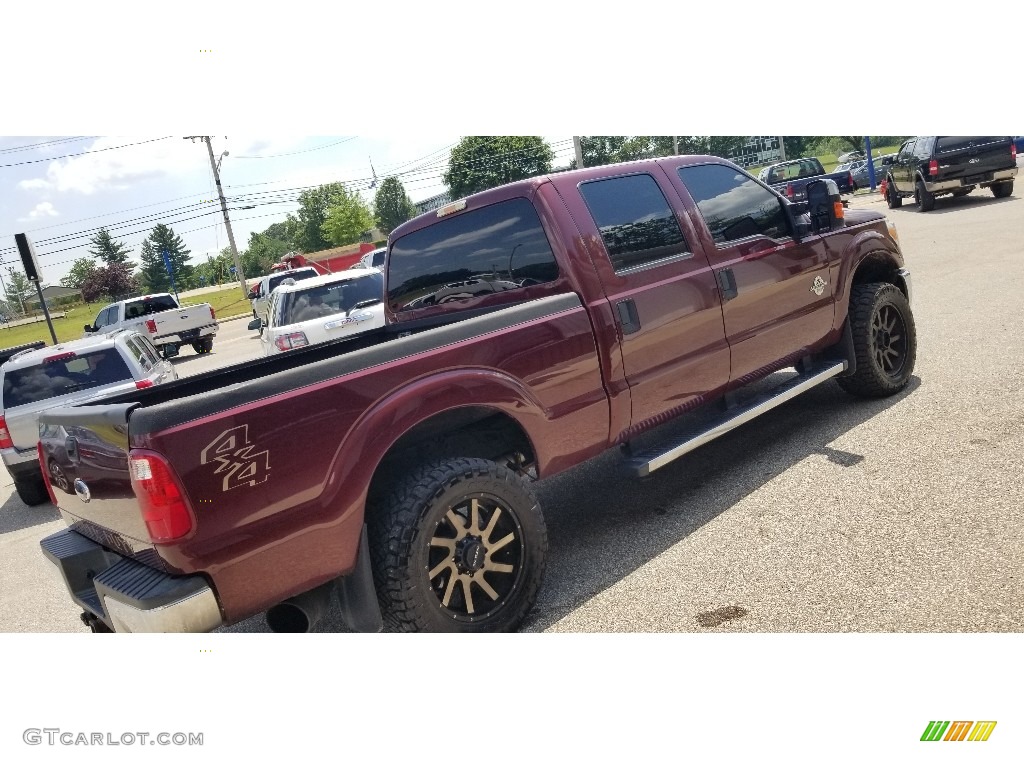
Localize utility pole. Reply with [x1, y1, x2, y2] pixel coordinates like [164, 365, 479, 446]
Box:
[673, 136, 679, 155]
[573, 136, 585, 169]
[185, 136, 247, 298]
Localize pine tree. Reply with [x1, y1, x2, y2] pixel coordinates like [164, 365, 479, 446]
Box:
[140, 224, 194, 292]
[87, 227, 132, 266]
[137, 239, 167, 292]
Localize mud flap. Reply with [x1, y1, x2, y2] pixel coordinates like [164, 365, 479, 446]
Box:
[336, 525, 383, 632]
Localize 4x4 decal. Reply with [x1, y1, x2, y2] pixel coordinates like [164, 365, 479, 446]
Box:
[200, 425, 271, 491]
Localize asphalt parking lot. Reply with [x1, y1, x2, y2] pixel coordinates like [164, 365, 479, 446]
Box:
[1, 181, 1022, 633]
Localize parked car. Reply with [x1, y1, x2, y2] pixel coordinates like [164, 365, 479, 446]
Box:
[837, 150, 865, 164]
[84, 293, 218, 359]
[249, 267, 320, 325]
[350, 246, 387, 271]
[843, 154, 896, 189]
[757, 157, 856, 201]
[248, 268, 385, 355]
[885, 136, 1017, 211]
[1, 331, 176, 506]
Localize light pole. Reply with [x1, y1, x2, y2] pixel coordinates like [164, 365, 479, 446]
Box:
[185, 136, 248, 299]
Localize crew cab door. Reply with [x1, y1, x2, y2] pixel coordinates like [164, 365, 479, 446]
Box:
[667, 162, 835, 384]
[555, 169, 730, 429]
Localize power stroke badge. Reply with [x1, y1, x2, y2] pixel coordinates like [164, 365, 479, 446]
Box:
[201, 425, 271, 491]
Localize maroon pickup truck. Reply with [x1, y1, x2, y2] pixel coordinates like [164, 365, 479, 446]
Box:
[38, 157, 916, 633]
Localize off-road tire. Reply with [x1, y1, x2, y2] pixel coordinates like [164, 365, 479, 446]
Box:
[991, 180, 1013, 198]
[886, 178, 902, 208]
[369, 457, 547, 632]
[15, 473, 50, 506]
[837, 282, 917, 398]
[915, 179, 935, 211]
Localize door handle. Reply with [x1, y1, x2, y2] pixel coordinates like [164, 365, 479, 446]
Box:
[717, 268, 738, 300]
[616, 299, 641, 335]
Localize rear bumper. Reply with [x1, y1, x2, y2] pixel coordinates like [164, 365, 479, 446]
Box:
[1, 446, 42, 481]
[924, 167, 1017, 193]
[40, 528, 223, 633]
[153, 323, 219, 345]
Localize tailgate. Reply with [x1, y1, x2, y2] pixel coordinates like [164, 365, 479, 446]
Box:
[155, 305, 215, 336]
[934, 136, 1014, 180]
[39, 403, 154, 550]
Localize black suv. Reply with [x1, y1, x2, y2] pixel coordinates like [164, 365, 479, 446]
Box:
[885, 136, 1017, 211]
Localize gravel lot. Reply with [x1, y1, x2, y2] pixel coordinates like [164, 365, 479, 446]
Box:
[2, 182, 1021, 633]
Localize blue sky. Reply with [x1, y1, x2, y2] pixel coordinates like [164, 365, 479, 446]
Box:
[0, 135, 578, 285]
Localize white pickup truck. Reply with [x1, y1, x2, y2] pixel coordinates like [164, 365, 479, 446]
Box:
[83, 293, 218, 359]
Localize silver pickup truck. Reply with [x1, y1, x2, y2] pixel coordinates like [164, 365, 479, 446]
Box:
[84, 293, 218, 359]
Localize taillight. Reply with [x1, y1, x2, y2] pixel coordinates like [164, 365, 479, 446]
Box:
[145, 319, 158, 334]
[37, 443, 58, 505]
[0, 416, 12, 449]
[135, 379, 154, 389]
[929, 159, 939, 177]
[210, 306, 216, 320]
[786, 182, 794, 199]
[274, 331, 309, 351]
[128, 450, 195, 542]
[848, 172, 854, 189]
[1012, 142, 1017, 162]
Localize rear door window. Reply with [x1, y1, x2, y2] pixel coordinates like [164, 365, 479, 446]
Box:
[578, 173, 690, 273]
[388, 198, 558, 312]
[2, 351, 132, 408]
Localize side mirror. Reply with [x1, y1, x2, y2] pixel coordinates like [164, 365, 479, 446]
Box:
[806, 179, 844, 234]
[247, 319, 263, 331]
[84, 324, 94, 333]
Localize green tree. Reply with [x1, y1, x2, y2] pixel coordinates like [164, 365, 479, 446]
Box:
[243, 232, 291, 276]
[4, 267, 31, 314]
[61, 256, 100, 288]
[443, 136, 554, 198]
[293, 184, 350, 253]
[138, 224, 194, 292]
[87, 226, 132, 266]
[373, 176, 417, 236]
[262, 218, 299, 248]
[322, 186, 375, 246]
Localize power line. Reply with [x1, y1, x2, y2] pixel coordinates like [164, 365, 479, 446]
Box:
[0, 136, 175, 169]
[0, 136, 98, 155]
[232, 137, 358, 159]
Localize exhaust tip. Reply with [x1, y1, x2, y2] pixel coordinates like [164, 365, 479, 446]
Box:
[266, 603, 312, 633]
[265, 581, 336, 633]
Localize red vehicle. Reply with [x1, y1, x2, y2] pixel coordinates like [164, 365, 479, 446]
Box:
[270, 243, 379, 275]
[38, 157, 916, 633]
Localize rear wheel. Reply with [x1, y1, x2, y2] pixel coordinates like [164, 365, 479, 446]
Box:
[915, 179, 935, 211]
[991, 180, 1014, 198]
[886, 178, 902, 208]
[837, 282, 917, 398]
[192, 337, 214, 354]
[370, 457, 547, 632]
[14, 473, 50, 506]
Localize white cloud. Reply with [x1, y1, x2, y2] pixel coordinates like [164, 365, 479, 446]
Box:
[16, 136, 208, 194]
[19, 201, 59, 221]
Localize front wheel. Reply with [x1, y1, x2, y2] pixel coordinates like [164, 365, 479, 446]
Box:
[369, 458, 548, 632]
[837, 282, 917, 398]
[886, 178, 902, 208]
[48, 460, 71, 494]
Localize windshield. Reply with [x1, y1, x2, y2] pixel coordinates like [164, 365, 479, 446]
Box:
[276, 272, 383, 326]
[2, 350, 132, 408]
